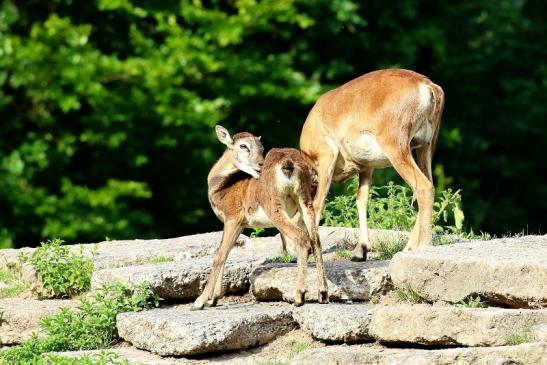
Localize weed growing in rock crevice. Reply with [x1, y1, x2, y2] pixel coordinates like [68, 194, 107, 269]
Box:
[455, 295, 485, 308]
[396, 283, 426, 304]
[506, 330, 533, 345]
[0, 283, 160, 365]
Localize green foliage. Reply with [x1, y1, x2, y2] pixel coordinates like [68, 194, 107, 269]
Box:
[0, 283, 160, 365]
[26, 239, 94, 298]
[455, 295, 485, 308]
[0, 0, 546, 247]
[396, 283, 426, 304]
[506, 330, 533, 346]
[323, 180, 465, 236]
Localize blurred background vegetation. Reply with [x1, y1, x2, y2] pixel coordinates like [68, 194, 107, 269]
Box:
[1, 0, 545, 248]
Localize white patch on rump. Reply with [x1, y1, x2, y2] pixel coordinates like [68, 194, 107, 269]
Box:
[246, 206, 272, 228]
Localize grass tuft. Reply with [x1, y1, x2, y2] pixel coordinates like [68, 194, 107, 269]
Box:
[396, 283, 426, 304]
[506, 330, 532, 345]
[149, 255, 173, 264]
[372, 236, 407, 260]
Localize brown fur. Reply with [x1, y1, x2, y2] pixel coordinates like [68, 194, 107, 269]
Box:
[193, 130, 328, 310]
[299, 69, 444, 260]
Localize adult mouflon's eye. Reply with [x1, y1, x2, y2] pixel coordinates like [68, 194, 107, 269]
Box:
[240, 144, 249, 151]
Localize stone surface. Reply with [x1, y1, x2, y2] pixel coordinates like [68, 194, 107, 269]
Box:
[92, 256, 264, 300]
[0, 231, 273, 271]
[117, 303, 296, 356]
[0, 227, 407, 272]
[293, 303, 375, 343]
[532, 323, 547, 342]
[390, 236, 547, 308]
[251, 260, 392, 303]
[369, 304, 547, 346]
[47, 348, 182, 365]
[291, 342, 547, 365]
[0, 298, 78, 345]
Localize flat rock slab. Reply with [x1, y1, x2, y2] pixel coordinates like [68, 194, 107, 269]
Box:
[390, 235, 547, 308]
[369, 304, 547, 347]
[117, 303, 296, 356]
[251, 260, 392, 303]
[92, 256, 264, 300]
[293, 303, 375, 343]
[0, 231, 271, 271]
[291, 342, 547, 365]
[532, 323, 547, 342]
[0, 298, 78, 345]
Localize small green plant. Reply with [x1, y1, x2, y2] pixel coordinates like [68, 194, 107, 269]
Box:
[336, 249, 353, 259]
[0, 283, 160, 365]
[373, 236, 407, 260]
[506, 330, 532, 345]
[396, 283, 425, 303]
[276, 253, 296, 263]
[24, 239, 95, 298]
[250, 227, 265, 238]
[149, 255, 173, 264]
[455, 295, 485, 308]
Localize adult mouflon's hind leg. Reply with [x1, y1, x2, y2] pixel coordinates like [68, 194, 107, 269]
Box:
[379, 135, 434, 251]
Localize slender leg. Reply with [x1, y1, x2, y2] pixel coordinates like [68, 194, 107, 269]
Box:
[298, 196, 328, 303]
[381, 143, 434, 251]
[280, 234, 288, 256]
[270, 212, 309, 306]
[353, 169, 374, 261]
[416, 143, 433, 182]
[312, 156, 336, 226]
[192, 220, 242, 310]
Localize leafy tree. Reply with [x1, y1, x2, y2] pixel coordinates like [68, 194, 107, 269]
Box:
[1, 0, 545, 248]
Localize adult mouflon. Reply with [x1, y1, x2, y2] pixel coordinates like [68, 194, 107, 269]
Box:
[299, 69, 444, 260]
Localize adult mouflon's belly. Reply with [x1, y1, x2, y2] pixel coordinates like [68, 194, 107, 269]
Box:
[343, 131, 392, 168]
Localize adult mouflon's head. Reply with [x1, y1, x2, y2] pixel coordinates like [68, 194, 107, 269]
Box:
[215, 125, 265, 178]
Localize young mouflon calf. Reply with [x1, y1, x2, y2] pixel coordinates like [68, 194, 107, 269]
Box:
[192, 125, 328, 310]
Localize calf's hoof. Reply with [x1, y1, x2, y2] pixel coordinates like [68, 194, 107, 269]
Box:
[293, 291, 306, 307]
[351, 246, 367, 262]
[318, 290, 329, 304]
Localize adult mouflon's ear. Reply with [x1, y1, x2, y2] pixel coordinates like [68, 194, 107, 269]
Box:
[215, 125, 233, 146]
